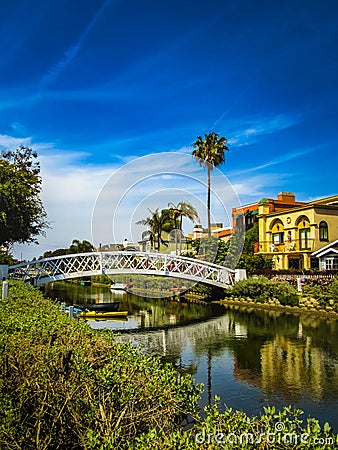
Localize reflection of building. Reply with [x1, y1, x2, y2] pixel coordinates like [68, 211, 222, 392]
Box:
[257, 194, 338, 270]
[232, 329, 338, 403]
[117, 309, 338, 407]
[260, 337, 333, 402]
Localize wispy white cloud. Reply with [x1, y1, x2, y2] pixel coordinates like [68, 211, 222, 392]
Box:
[0, 133, 32, 150]
[229, 145, 319, 177]
[39, 0, 115, 88]
[228, 114, 299, 147]
[8, 131, 305, 261]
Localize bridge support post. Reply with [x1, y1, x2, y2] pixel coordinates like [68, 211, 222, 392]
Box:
[99, 252, 106, 274]
[235, 269, 247, 281]
[0, 265, 8, 280]
[69, 305, 74, 318]
[2, 280, 9, 299]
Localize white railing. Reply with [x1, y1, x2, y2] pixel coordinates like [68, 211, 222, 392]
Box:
[8, 251, 235, 288]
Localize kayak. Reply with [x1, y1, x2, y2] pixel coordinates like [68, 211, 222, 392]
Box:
[75, 302, 120, 312]
[82, 316, 128, 322]
[79, 310, 128, 319]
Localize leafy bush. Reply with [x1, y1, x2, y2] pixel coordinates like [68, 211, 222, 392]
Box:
[0, 282, 199, 449]
[301, 278, 338, 311]
[236, 254, 274, 275]
[91, 274, 111, 284]
[133, 402, 337, 449]
[224, 277, 299, 306]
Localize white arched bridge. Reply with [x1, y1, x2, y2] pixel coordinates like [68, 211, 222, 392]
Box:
[8, 251, 235, 289]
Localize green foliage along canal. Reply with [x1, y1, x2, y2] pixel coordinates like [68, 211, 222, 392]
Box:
[45, 282, 338, 432]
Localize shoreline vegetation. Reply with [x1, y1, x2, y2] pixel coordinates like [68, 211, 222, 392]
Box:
[218, 276, 338, 319]
[1, 281, 337, 449]
[91, 273, 338, 317]
[217, 297, 338, 319]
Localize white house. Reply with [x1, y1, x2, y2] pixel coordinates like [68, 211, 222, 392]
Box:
[312, 239, 338, 270]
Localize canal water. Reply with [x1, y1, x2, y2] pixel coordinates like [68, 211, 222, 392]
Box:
[44, 282, 338, 431]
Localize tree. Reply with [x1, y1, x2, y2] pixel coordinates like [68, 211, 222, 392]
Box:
[69, 239, 95, 254]
[192, 132, 229, 238]
[167, 201, 199, 230]
[0, 146, 48, 249]
[136, 208, 171, 250]
[42, 239, 95, 258]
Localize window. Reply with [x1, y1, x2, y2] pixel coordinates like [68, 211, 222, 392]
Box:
[325, 257, 338, 270]
[299, 228, 311, 250]
[235, 215, 244, 231]
[273, 232, 284, 245]
[319, 221, 329, 241]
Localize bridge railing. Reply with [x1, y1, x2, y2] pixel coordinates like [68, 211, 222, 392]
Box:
[8, 251, 235, 288]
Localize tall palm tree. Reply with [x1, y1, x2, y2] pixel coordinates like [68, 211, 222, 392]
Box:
[192, 132, 229, 238]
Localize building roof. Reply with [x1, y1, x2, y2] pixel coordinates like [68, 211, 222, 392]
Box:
[307, 194, 338, 206]
[212, 228, 232, 238]
[258, 194, 338, 218]
[312, 239, 338, 257]
[233, 192, 307, 217]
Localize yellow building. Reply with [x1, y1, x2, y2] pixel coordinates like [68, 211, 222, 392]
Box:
[257, 194, 338, 270]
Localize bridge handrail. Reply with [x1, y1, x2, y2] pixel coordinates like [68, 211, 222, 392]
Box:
[9, 251, 235, 273]
[8, 251, 235, 288]
[9, 251, 100, 269]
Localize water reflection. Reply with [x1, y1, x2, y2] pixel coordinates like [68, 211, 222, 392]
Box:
[44, 282, 225, 330]
[117, 308, 338, 430]
[44, 283, 338, 430]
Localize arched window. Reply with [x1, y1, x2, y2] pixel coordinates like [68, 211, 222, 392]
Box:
[297, 216, 311, 250]
[270, 219, 284, 247]
[319, 221, 328, 241]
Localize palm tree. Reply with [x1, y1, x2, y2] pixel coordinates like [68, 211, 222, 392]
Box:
[167, 201, 199, 254]
[136, 208, 171, 251]
[167, 201, 199, 230]
[192, 132, 229, 238]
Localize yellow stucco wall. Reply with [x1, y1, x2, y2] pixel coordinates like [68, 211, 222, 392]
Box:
[257, 196, 338, 270]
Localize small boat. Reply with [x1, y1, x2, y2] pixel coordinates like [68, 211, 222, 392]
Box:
[75, 302, 120, 312]
[79, 310, 128, 319]
[82, 316, 128, 322]
[65, 306, 83, 314]
[110, 283, 127, 291]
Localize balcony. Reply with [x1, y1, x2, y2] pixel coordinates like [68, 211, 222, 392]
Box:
[259, 238, 315, 254]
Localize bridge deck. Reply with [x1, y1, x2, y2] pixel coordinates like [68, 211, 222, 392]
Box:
[8, 251, 235, 288]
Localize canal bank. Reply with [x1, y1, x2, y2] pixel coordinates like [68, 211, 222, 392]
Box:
[217, 297, 338, 319]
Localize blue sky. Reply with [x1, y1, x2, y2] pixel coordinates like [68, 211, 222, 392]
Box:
[1, 0, 338, 259]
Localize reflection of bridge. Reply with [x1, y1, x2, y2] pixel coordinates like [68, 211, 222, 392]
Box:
[8, 251, 235, 288]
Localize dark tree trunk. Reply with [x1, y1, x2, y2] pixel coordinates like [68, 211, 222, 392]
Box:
[207, 166, 211, 238]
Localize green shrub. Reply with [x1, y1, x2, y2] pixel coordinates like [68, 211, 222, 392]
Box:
[0, 281, 199, 449]
[278, 293, 299, 306]
[224, 277, 299, 306]
[302, 278, 338, 310]
[133, 402, 337, 449]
